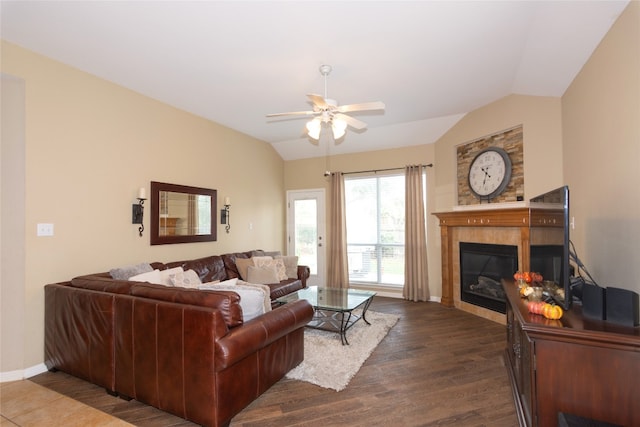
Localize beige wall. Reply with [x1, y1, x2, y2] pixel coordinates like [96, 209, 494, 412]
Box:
[562, 1, 640, 293]
[1, 41, 286, 375]
[1, 74, 27, 375]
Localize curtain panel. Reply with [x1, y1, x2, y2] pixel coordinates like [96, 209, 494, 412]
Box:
[403, 165, 430, 301]
[327, 172, 349, 288]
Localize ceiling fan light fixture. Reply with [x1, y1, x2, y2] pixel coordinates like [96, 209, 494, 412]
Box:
[331, 119, 347, 139]
[267, 64, 384, 143]
[306, 118, 321, 140]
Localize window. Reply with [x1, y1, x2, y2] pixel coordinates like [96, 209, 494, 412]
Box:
[345, 174, 405, 286]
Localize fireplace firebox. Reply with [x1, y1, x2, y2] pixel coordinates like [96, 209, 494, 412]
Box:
[459, 242, 518, 314]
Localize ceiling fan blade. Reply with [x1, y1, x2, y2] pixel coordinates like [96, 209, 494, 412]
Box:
[307, 94, 328, 109]
[337, 101, 385, 113]
[266, 110, 317, 118]
[334, 113, 367, 130]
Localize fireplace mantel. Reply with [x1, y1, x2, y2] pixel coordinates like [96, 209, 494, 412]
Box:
[434, 207, 563, 323]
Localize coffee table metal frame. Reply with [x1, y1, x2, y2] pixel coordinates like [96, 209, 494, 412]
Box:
[276, 286, 376, 345]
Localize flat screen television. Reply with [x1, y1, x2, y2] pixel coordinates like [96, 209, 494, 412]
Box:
[529, 186, 571, 310]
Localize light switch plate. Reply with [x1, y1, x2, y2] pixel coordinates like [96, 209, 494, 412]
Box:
[37, 223, 54, 236]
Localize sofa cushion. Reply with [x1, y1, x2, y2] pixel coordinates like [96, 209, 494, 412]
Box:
[222, 251, 253, 279]
[130, 283, 243, 328]
[266, 278, 305, 301]
[164, 255, 226, 283]
[71, 274, 135, 294]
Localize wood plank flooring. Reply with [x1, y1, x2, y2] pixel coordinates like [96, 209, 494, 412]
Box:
[30, 297, 517, 426]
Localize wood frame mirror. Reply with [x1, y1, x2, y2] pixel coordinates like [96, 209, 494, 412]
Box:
[150, 181, 217, 245]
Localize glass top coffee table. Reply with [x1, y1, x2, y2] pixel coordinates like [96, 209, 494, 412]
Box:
[276, 286, 376, 345]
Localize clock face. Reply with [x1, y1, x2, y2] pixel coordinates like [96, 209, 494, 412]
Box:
[468, 148, 512, 199]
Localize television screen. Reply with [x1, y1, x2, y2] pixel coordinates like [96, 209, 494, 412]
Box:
[529, 186, 571, 310]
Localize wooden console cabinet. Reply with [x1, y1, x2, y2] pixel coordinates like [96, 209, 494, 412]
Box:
[504, 280, 640, 426]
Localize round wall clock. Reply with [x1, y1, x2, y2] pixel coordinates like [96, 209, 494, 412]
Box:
[468, 147, 512, 200]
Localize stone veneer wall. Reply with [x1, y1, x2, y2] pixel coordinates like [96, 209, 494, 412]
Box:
[456, 125, 524, 205]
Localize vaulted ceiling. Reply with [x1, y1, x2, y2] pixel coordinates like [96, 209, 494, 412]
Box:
[1, 1, 630, 160]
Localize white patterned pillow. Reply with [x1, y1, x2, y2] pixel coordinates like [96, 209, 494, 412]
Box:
[169, 269, 202, 288]
[159, 267, 184, 286]
[252, 256, 287, 281]
[275, 255, 299, 279]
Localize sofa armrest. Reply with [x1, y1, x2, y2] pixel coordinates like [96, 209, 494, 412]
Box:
[215, 299, 313, 370]
[297, 265, 310, 287]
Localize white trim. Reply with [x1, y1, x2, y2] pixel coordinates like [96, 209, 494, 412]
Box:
[1, 363, 48, 383]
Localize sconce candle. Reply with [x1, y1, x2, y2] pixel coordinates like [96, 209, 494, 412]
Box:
[221, 196, 231, 233]
[132, 187, 147, 237]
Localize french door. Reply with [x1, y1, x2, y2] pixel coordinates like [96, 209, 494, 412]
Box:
[286, 189, 325, 287]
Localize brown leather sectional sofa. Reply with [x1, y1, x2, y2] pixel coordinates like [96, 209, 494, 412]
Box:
[44, 250, 313, 427]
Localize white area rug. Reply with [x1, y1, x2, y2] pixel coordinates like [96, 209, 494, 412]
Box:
[285, 310, 399, 391]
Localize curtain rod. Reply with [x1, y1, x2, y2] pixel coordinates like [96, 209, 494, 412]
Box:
[341, 163, 433, 176]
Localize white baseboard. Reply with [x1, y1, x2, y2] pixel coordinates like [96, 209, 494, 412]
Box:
[0, 363, 48, 383]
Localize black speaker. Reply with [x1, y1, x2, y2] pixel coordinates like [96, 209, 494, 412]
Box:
[605, 287, 639, 327]
[582, 284, 606, 320]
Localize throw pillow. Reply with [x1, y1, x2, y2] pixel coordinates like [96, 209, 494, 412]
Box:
[218, 278, 238, 287]
[159, 266, 184, 286]
[246, 265, 280, 284]
[237, 280, 272, 313]
[252, 257, 287, 281]
[275, 255, 299, 279]
[264, 250, 282, 257]
[169, 269, 202, 288]
[110, 263, 153, 280]
[235, 257, 254, 281]
[129, 269, 163, 284]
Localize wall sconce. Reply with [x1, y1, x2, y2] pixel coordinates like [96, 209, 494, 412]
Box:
[132, 187, 146, 237]
[220, 196, 231, 234]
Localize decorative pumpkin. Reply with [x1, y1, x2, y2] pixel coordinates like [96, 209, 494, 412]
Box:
[531, 272, 543, 283]
[523, 272, 532, 283]
[542, 303, 563, 320]
[527, 301, 546, 315]
[514, 271, 524, 281]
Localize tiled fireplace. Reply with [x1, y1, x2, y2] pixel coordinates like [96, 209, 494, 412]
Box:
[434, 205, 561, 324]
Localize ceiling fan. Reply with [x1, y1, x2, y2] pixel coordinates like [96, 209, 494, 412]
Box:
[266, 64, 385, 140]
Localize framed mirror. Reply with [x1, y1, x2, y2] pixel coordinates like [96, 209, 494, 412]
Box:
[150, 181, 217, 245]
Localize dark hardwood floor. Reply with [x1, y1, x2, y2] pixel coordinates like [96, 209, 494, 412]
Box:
[30, 297, 517, 426]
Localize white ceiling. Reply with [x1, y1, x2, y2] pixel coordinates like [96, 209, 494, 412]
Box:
[1, 1, 629, 160]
